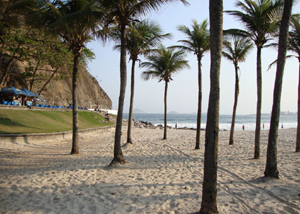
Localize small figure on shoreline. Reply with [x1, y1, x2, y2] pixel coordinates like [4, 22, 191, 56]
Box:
[242, 125, 245, 131]
[263, 124, 265, 130]
[175, 123, 177, 129]
[281, 124, 283, 129]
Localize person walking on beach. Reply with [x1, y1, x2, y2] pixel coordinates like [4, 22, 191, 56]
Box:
[175, 123, 177, 129]
[263, 124, 265, 130]
[242, 125, 245, 131]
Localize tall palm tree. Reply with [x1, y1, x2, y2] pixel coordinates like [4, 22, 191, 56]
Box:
[200, 0, 223, 212]
[265, 0, 293, 178]
[285, 15, 300, 153]
[289, 16, 300, 153]
[226, 0, 284, 159]
[35, 0, 103, 154]
[267, 15, 300, 153]
[172, 19, 210, 150]
[141, 44, 190, 140]
[222, 37, 253, 145]
[113, 20, 171, 145]
[100, 0, 189, 166]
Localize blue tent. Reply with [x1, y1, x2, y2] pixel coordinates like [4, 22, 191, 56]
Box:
[21, 88, 41, 97]
[0, 86, 27, 95]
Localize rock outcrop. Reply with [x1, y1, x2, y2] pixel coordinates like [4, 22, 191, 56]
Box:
[4, 60, 112, 110]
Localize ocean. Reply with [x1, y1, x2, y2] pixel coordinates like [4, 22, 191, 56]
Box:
[123, 113, 298, 131]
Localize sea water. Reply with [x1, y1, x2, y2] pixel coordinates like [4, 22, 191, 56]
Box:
[123, 113, 298, 131]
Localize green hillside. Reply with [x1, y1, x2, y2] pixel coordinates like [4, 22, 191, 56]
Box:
[0, 109, 114, 134]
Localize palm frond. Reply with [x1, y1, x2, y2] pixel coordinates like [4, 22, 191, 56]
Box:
[175, 19, 210, 56]
[222, 37, 253, 67]
[267, 55, 295, 71]
[111, 19, 171, 60]
[225, 0, 284, 46]
[141, 44, 189, 82]
[100, 0, 189, 27]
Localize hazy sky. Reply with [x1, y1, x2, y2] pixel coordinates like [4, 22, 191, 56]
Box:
[87, 0, 300, 115]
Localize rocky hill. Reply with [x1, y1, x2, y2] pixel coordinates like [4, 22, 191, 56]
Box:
[5, 60, 112, 110]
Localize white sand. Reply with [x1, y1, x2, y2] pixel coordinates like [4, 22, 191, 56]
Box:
[0, 127, 300, 214]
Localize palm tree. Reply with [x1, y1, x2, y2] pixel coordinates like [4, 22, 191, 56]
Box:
[267, 15, 300, 153]
[100, 0, 189, 166]
[200, 0, 223, 212]
[226, 0, 284, 159]
[264, 0, 293, 178]
[141, 44, 189, 140]
[113, 20, 171, 145]
[172, 19, 210, 150]
[35, 0, 104, 154]
[222, 37, 253, 145]
[286, 15, 300, 153]
[289, 16, 300, 153]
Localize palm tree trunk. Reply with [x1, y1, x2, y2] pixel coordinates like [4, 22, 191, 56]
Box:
[265, 0, 292, 178]
[127, 59, 136, 144]
[163, 80, 168, 140]
[296, 60, 300, 152]
[195, 55, 202, 149]
[110, 23, 126, 165]
[229, 64, 239, 145]
[70, 51, 81, 155]
[254, 46, 262, 159]
[200, 0, 223, 212]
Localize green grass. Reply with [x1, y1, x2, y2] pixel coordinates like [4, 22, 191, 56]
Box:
[0, 109, 113, 134]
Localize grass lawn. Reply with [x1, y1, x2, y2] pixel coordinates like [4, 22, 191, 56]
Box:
[0, 109, 114, 134]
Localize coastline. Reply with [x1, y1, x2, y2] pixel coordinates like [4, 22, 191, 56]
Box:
[1, 127, 300, 213]
[125, 113, 298, 131]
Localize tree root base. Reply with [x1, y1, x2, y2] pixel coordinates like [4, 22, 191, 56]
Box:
[108, 156, 127, 167]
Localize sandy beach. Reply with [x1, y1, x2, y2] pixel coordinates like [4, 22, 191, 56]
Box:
[1, 127, 300, 214]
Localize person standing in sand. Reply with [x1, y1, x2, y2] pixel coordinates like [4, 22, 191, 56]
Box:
[242, 125, 245, 131]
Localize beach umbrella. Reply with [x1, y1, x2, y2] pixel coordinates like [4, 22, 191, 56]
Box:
[0, 86, 27, 95]
[20, 88, 41, 97]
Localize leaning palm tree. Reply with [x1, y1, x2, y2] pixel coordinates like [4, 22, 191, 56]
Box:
[200, 0, 223, 212]
[34, 0, 104, 154]
[172, 19, 210, 150]
[141, 44, 190, 140]
[222, 37, 253, 145]
[113, 20, 171, 145]
[264, 0, 293, 178]
[100, 0, 189, 166]
[226, 0, 284, 159]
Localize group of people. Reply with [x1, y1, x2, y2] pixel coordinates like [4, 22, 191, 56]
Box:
[242, 123, 284, 131]
[15, 96, 33, 109]
[94, 106, 110, 123]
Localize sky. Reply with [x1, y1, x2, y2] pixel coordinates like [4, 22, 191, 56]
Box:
[86, 0, 300, 115]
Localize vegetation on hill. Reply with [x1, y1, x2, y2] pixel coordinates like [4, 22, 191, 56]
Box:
[0, 109, 113, 134]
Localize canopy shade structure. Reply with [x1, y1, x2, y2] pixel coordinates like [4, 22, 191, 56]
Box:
[0, 86, 27, 95]
[20, 89, 41, 97]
